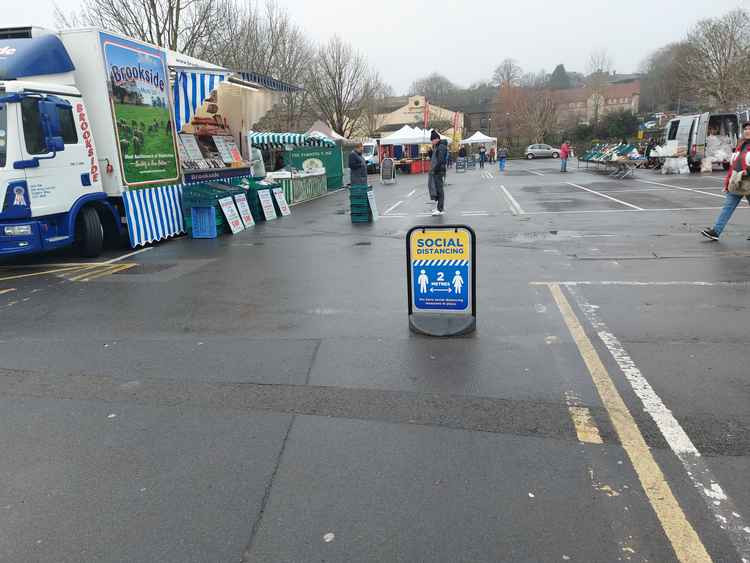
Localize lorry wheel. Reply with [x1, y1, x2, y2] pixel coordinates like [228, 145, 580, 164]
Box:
[76, 207, 104, 258]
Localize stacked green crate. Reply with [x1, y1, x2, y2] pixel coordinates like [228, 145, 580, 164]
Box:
[350, 184, 372, 223]
[182, 182, 245, 235]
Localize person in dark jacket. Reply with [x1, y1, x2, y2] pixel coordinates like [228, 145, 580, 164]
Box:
[274, 152, 285, 171]
[429, 130, 448, 215]
[349, 143, 368, 186]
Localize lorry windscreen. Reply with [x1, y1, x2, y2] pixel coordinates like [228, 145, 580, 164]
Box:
[0, 97, 6, 168]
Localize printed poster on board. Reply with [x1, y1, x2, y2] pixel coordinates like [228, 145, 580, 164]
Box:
[218, 197, 245, 234]
[100, 32, 180, 187]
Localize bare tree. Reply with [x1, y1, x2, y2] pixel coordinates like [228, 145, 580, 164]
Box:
[494, 84, 557, 144]
[306, 36, 374, 138]
[492, 58, 522, 87]
[55, 0, 218, 54]
[586, 49, 613, 124]
[360, 75, 394, 137]
[408, 73, 458, 99]
[640, 42, 690, 113]
[679, 9, 750, 109]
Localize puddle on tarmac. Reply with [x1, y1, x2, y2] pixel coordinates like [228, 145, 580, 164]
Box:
[509, 231, 612, 243]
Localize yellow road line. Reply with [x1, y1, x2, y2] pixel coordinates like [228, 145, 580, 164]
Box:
[65, 265, 103, 282]
[0, 266, 82, 282]
[548, 283, 711, 563]
[568, 406, 604, 444]
[79, 263, 135, 282]
[0, 288, 16, 296]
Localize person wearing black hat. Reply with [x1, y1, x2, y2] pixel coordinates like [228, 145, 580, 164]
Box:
[702, 122, 750, 241]
[428, 129, 448, 215]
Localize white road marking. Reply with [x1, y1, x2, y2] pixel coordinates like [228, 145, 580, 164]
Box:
[567, 285, 750, 561]
[0, 288, 16, 295]
[531, 280, 750, 287]
[637, 179, 725, 199]
[383, 200, 404, 215]
[407, 190, 416, 198]
[566, 182, 644, 210]
[528, 169, 545, 176]
[524, 206, 728, 215]
[461, 212, 490, 216]
[105, 247, 153, 264]
[499, 185, 525, 215]
[380, 214, 407, 218]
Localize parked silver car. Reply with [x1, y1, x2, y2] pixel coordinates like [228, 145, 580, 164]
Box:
[525, 144, 560, 159]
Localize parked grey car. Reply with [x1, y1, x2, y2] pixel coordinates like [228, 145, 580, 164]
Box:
[525, 144, 560, 159]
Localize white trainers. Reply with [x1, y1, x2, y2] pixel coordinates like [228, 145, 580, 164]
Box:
[431, 209, 441, 216]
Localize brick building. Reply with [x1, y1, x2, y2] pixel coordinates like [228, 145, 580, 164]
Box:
[554, 80, 641, 126]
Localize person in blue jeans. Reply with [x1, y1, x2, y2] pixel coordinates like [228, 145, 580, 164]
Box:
[702, 122, 750, 241]
[497, 146, 508, 172]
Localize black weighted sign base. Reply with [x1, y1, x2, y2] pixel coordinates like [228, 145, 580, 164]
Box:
[409, 313, 476, 337]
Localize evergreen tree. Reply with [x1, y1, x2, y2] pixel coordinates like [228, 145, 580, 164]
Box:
[548, 64, 572, 90]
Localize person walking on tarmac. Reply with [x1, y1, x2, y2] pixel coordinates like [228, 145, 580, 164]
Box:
[560, 140, 572, 172]
[701, 122, 750, 241]
[479, 144, 487, 168]
[497, 145, 509, 172]
[429, 129, 448, 216]
[349, 142, 368, 186]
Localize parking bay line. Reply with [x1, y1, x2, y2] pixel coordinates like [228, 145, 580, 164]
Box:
[637, 179, 725, 199]
[547, 283, 713, 563]
[383, 200, 404, 215]
[565, 182, 644, 210]
[524, 206, 727, 216]
[527, 169, 545, 176]
[0, 288, 16, 296]
[499, 185, 525, 215]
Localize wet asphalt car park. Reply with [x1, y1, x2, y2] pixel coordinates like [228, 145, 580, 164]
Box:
[1, 159, 749, 562]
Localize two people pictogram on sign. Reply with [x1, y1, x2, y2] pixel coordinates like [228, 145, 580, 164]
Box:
[418, 270, 464, 295]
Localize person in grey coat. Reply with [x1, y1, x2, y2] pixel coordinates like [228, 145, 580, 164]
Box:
[429, 130, 448, 215]
[349, 143, 368, 186]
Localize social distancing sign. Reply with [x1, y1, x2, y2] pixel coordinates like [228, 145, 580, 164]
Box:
[407, 226, 476, 336]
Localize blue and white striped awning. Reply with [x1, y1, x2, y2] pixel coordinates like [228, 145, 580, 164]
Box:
[172, 69, 228, 133]
[239, 72, 299, 93]
[248, 131, 335, 148]
[123, 185, 185, 248]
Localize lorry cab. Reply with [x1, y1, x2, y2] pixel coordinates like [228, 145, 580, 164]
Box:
[0, 30, 115, 256]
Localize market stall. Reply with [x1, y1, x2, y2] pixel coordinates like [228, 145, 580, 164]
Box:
[379, 126, 451, 174]
[578, 143, 646, 179]
[162, 57, 299, 239]
[248, 132, 342, 203]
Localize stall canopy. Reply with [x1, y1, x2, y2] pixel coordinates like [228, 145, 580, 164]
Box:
[460, 131, 497, 145]
[380, 126, 451, 145]
[307, 120, 348, 142]
[171, 67, 300, 133]
[172, 68, 229, 133]
[248, 131, 335, 148]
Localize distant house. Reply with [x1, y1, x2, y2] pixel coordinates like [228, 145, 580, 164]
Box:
[553, 80, 641, 126]
[362, 95, 464, 139]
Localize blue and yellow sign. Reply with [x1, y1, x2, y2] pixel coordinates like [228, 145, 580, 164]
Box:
[408, 227, 473, 314]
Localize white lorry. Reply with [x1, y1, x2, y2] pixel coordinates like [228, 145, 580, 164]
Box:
[661, 112, 738, 172]
[0, 26, 189, 257]
[362, 139, 379, 173]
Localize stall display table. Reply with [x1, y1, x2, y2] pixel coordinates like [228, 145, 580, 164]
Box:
[266, 169, 328, 204]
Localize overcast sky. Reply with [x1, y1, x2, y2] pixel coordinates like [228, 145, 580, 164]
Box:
[8, 0, 749, 93]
